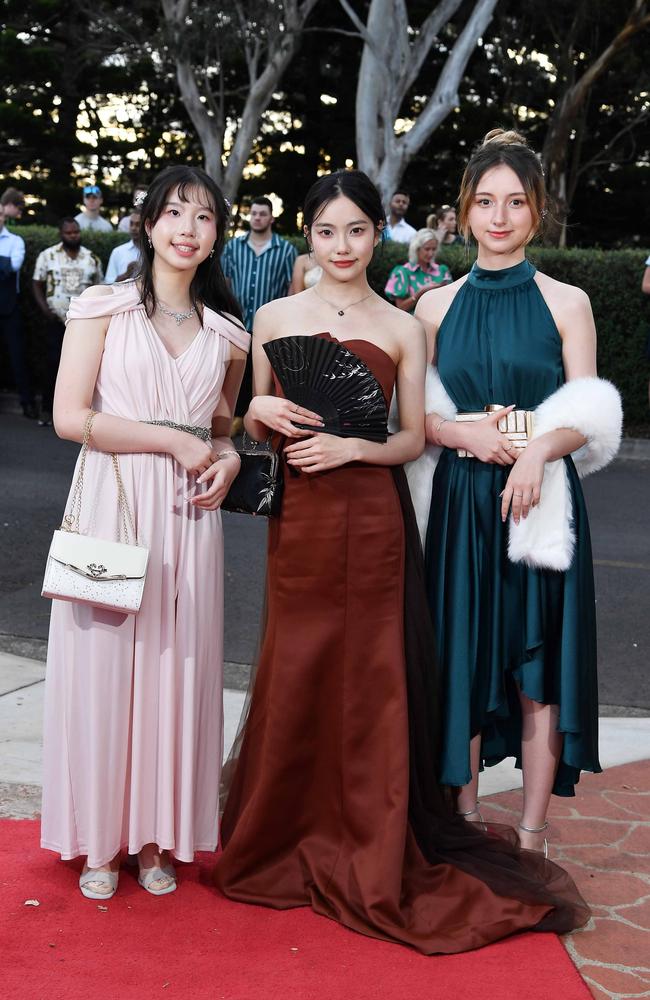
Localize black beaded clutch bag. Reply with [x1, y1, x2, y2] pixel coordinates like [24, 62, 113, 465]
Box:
[221, 435, 283, 517]
[263, 336, 388, 443]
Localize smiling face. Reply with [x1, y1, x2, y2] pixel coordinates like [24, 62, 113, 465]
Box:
[306, 194, 380, 283]
[466, 164, 534, 258]
[147, 185, 217, 271]
[417, 238, 437, 268]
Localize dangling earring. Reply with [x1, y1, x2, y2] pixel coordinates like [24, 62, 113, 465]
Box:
[209, 246, 215, 258]
[147, 236, 153, 250]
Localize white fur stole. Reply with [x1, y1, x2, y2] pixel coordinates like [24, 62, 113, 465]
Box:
[389, 366, 457, 547]
[508, 377, 622, 571]
[393, 369, 623, 570]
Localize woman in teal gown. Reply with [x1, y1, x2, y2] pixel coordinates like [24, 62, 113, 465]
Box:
[417, 129, 603, 853]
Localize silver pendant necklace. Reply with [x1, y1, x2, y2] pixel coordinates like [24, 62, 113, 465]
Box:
[157, 301, 197, 326]
[313, 287, 373, 317]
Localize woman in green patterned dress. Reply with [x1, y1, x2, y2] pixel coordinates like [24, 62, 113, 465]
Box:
[385, 229, 452, 313]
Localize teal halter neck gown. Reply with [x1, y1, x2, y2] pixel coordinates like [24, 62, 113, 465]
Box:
[425, 258, 600, 797]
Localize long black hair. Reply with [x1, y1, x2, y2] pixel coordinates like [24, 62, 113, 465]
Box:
[135, 165, 243, 324]
[302, 169, 386, 233]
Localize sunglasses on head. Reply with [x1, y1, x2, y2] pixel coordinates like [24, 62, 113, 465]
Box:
[83, 185, 101, 196]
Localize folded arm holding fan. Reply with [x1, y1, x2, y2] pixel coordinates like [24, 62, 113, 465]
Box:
[263, 336, 388, 443]
[222, 336, 389, 516]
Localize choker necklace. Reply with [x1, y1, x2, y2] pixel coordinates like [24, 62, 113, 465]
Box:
[157, 301, 197, 326]
[313, 287, 373, 317]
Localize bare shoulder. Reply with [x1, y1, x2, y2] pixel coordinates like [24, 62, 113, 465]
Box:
[534, 270, 591, 314]
[79, 283, 113, 298]
[380, 303, 426, 363]
[256, 294, 300, 324]
[253, 292, 302, 340]
[416, 273, 468, 325]
[534, 270, 594, 341]
[384, 299, 422, 336]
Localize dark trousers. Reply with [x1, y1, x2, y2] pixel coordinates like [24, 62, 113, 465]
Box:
[0, 305, 34, 406]
[41, 317, 66, 415]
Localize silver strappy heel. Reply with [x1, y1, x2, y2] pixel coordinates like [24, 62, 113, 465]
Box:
[457, 801, 486, 829]
[518, 821, 549, 859]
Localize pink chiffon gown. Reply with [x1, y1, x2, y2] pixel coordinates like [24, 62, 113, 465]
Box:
[40, 282, 250, 869]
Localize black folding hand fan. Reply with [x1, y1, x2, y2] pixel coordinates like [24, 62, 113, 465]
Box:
[263, 336, 388, 443]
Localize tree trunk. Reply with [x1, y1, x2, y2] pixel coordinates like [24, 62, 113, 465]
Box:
[162, 0, 318, 201]
[343, 0, 498, 205]
[175, 55, 225, 185]
[542, 0, 650, 246]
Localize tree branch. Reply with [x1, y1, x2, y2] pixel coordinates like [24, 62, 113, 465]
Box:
[401, 0, 498, 159]
[404, 0, 465, 91]
[575, 107, 650, 179]
[557, 2, 650, 126]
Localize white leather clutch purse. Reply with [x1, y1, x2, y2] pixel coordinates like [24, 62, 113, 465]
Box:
[42, 529, 149, 613]
[42, 410, 149, 615]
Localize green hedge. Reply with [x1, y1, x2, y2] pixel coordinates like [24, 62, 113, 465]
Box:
[1, 228, 132, 411]
[3, 228, 649, 434]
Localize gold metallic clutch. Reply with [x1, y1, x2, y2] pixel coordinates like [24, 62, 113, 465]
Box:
[455, 404, 534, 458]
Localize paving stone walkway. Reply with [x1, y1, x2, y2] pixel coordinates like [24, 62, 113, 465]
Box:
[482, 759, 650, 999]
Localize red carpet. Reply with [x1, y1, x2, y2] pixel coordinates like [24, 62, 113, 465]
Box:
[1, 820, 590, 1000]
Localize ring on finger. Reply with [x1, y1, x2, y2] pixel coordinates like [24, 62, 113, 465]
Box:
[513, 491, 524, 497]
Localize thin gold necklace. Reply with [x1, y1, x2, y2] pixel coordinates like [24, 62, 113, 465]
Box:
[313, 286, 373, 317]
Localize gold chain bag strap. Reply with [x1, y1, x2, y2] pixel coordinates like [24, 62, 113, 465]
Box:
[42, 411, 150, 614]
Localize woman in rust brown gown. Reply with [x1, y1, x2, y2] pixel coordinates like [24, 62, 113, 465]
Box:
[214, 170, 588, 953]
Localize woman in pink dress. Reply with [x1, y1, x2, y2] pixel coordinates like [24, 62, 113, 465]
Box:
[41, 166, 249, 899]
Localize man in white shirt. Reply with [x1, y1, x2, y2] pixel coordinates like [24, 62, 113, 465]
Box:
[385, 190, 417, 243]
[74, 184, 114, 232]
[0, 202, 37, 418]
[105, 210, 142, 283]
[32, 218, 103, 424]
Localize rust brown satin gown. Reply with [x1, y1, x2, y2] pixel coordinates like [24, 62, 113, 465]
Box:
[214, 333, 588, 953]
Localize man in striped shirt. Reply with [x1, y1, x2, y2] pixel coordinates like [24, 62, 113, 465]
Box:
[222, 197, 297, 416]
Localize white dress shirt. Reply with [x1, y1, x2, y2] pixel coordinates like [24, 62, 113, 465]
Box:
[104, 241, 141, 284]
[385, 217, 417, 243]
[0, 225, 26, 289]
